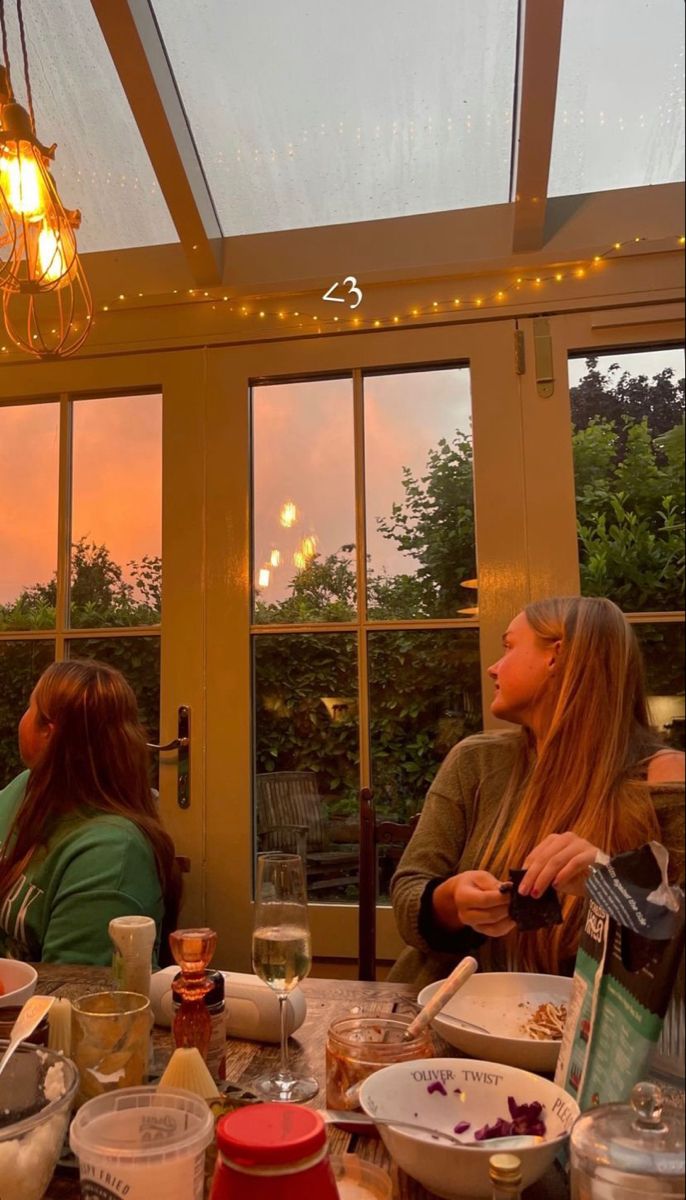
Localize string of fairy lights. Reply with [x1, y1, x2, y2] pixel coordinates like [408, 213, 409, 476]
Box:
[92, 233, 685, 336]
[2, 232, 681, 356]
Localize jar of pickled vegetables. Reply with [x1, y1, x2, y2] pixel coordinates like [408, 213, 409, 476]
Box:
[326, 1014, 434, 1111]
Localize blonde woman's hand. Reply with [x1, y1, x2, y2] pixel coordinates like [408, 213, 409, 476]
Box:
[433, 870, 516, 938]
[519, 832, 601, 899]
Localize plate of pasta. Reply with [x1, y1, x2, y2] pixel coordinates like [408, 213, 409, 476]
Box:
[417, 972, 572, 1073]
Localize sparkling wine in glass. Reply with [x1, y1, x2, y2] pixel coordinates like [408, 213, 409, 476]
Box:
[252, 852, 318, 1101]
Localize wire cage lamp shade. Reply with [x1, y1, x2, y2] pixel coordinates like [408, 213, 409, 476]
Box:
[0, 7, 92, 359]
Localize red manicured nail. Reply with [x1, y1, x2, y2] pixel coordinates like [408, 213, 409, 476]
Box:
[532, 888, 541, 898]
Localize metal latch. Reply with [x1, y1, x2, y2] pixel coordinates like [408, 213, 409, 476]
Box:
[147, 706, 191, 809]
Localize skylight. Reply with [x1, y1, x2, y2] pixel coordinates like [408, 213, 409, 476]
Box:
[152, 0, 518, 236]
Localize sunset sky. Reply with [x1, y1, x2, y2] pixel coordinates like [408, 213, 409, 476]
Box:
[0, 348, 682, 608]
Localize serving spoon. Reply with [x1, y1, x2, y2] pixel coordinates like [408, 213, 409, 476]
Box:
[324, 1109, 543, 1150]
[0, 995, 56, 1082]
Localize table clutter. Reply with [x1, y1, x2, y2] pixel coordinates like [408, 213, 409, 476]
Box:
[1, 833, 684, 1200]
[11, 963, 571, 1199]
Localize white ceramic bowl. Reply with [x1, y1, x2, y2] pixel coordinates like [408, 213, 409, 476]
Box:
[418, 972, 572, 1073]
[359, 1056, 578, 1199]
[0, 960, 38, 1008]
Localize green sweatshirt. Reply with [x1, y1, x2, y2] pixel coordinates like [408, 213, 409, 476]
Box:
[0, 771, 164, 964]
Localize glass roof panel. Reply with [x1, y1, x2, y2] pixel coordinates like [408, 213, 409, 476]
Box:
[549, 0, 685, 197]
[3, 0, 177, 252]
[152, 0, 518, 236]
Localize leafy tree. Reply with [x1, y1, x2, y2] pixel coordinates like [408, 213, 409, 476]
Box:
[374, 430, 476, 618]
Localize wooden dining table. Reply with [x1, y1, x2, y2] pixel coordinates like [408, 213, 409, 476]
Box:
[36, 964, 570, 1199]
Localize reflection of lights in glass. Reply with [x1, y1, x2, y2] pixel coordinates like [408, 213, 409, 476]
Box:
[258, 567, 270, 588]
[457, 606, 479, 616]
[460, 578, 478, 589]
[293, 551, 306, 570]
[280, 501, 297, 528]
[270, 549, 281, 568]
[301, 534, 317, 559]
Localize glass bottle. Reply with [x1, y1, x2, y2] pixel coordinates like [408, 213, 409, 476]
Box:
[109, 914, 156, 997]
[172, 967, 226, 1081]
[169, 927, 218, 1063]
[489, 1153, 522, 1199]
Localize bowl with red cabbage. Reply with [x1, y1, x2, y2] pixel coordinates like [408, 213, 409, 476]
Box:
[358, 1057, 578, 1198]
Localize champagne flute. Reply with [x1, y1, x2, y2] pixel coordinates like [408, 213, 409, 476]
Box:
[252, 851, 318, 1101]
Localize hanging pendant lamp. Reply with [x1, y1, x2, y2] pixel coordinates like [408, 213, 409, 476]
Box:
[0, 1, 92, 358]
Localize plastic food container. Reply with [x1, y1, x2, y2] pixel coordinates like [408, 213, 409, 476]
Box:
[0, 1042, 79, 1200]
[331, 1153, 393, 1198]
[570, 1082, 685, 1198]
[326, 1014, 434, 1110]
[69, 1084, 214, 1200]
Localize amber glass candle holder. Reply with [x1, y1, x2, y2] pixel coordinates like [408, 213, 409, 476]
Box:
[169, 927, 218, 1061]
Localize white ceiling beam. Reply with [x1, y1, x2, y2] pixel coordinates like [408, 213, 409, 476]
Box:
[511, 0, 565, 253]
[91, 0, 223, 286]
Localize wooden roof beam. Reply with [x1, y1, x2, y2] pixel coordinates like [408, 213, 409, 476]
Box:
[511, 0, 565, 253]
[91, 0, 223, 285]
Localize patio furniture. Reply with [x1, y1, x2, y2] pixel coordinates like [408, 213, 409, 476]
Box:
[255, 771, 359, 893]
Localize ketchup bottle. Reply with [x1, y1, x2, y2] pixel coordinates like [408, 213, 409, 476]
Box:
[209, 1104, 339, 1200]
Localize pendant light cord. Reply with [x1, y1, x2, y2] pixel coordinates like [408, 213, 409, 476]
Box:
[0, 0, 14, 100]
[16, 0, 35, 133]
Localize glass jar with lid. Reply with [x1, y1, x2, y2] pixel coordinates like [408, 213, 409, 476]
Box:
[326, 1014, 434, 1110]
[570, 1082, 685, 1199]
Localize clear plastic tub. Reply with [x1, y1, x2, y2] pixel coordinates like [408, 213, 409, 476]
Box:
[69, 1084, 214, 1200]
[331, 1153, 393, 1198]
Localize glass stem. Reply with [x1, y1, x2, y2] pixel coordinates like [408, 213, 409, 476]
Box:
[279, 993, 290, 1079]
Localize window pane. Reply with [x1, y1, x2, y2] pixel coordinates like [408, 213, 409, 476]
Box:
[252, 380, 356, 624]
[365, 368, 476, 620]
[0, 640, 55, 784]
[154, 0, 517, 234]
[369, 628, 482, 821]
[71, 394, 162, 629]
[253, 633, 359, 902]
[549, 0, 685, 196]
[66, 637, 161, 750]
[635, 623, 685, 751]
[569, 348, 685, 613]
[0, 403, 59, 631]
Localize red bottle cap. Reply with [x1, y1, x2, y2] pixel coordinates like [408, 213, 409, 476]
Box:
[216, 1103, 327, 1168]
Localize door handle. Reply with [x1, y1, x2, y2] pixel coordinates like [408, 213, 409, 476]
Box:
[147, 705, 191, 809]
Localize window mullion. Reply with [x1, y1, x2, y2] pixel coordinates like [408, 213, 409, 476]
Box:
[55, 394, 73, 660]
[353, 368, 372, 791]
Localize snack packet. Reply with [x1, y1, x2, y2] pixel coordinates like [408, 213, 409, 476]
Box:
[555, 842, 684, 1110]
[506, 868, 563, 931]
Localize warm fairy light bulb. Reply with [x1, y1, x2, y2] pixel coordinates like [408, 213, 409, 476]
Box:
[0, 148, 45, 218]
[258, 567, 270, 588]
[301, 535, 317, 559]
[270, 549, 281, 568]
[293, 550, 306, 570]
[280, 501, 297, 528]
[37, 221, 73, 284]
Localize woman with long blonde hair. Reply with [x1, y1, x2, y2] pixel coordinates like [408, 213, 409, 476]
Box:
[389, 597, 684, 988]
[0, 660, 181, 964]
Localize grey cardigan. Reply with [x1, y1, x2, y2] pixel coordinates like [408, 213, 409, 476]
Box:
[388, 731, 685, 991]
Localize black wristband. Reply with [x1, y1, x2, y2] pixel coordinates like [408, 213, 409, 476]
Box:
[418, 876, 487, 956]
